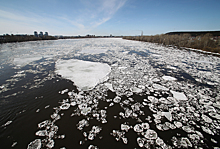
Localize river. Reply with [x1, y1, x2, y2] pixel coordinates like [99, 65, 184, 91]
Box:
[0, 38, 220, 148]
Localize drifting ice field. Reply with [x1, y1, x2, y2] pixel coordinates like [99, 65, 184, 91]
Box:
[0, 38, 220, 148]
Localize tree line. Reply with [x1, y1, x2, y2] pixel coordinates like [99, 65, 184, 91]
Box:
[0, 35, 57, 44]
[123, 33, 220, 54]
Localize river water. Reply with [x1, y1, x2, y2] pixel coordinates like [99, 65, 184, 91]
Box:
[0, 38, 220, 149]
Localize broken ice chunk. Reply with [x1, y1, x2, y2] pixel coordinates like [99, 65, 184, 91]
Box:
[122, 137, 128, 144]
[141, 123, 150, 130]
[209, 113, 220, 120]
[201, 114, 212, 123]
[77, 119, 89, 130]
[162, 76, 177, 81]
[148, 96, 158, 104]
[11, 142, 17, 147]
[201, 126, 214, 135]
[113, 96, 121, 103]
[60, 103, 70, 110]
[81, 107, 92, 115]
[46, 139, 55, 149]
[137, 137, 145, 148]
[131, 87, 142, 93]
[88, 145, 99, 149]
[27, 139, 41, 149]
[2, 121, 12, 127]
[174, 121, 182, 128]
[105, 83, 114, 92]
[35, 130, 48, 136]
[125, 109, 132, 118]
[121, 124, 130, 132]
[156, 137, 164, 146]
[38, 120, 49, 128]
[162, 112, 172, 122]
[180, 137, 192, 148]
[153, 84, 169, 91]
[45, 105, 50, 109]
[144, 129, 158, 140]
[170, 90, 188, 101]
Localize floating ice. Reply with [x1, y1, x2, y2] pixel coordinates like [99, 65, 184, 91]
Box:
[156, 137, 164, 146]
[201, 114, 212, 123]
[35, 130, 48, 136]
[2, 120, 12, 127]
[182, 126, 194, 133]
[80, 48, 108, 54]
[122, 137, 128, 144]
[153, 84, 169, 91]
[144, 129, 158, 140]
[121, 124, 130, 132]
[137, 137, 145, 148]
[174, 121, 182, 128]
[131, 87, 142, 93]
[11, 142, 17, 147]
[81, 107, 92, 115]
[46, 139, 55, 148]
[162, 76, 177, 81]
[88, 126, 102, 140]
[134, 124, 144, 133]
[170, 90, 188, 101]
[60, 103, 70, 110]
[148, 96, 158, 104]
[104, 83, 114, 92]
[162, 112, 172, 122]
[27, 139, 41, 149]
[14, 56, 42, 67]
[113, 96, 121, 103]
[180, 137, 192, 148]
[209, 112, 220, 120]
[88, 144, 99, 149]
[55, 59, 111, 91]
[38, 120, 49, 128]
[77, 119, 89, 130]
[201, 126, 214, 135]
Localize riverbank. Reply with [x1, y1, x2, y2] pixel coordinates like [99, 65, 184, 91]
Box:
[123, 32, 220, 54]
[0, 35, 57, 44]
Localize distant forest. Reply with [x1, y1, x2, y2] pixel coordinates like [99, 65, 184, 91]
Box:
[123, 31, 220, 54]
[0, 35, 57, 43]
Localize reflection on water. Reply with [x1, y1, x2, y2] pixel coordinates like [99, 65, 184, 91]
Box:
[0, 38, 220, 148]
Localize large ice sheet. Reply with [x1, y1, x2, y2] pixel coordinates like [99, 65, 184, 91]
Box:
[55, 59, 111, 91]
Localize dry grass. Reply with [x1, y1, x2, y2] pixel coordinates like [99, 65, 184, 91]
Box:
[123, 33, 220, 54]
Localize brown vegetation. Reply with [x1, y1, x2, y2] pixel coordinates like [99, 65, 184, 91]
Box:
[123, 33, 220, 54]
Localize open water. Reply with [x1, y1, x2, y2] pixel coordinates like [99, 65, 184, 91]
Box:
[0, 38, 220, 149]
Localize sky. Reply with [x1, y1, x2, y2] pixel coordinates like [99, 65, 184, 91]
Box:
[0, 0, 219, 36]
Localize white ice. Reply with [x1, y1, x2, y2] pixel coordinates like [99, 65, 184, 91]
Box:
[55, 59, 111, 91]
[162, 76, 177, 81]
[79, 48, 108, 54]
[153, 84, 169, 91]
[170, 90, 188, 101]
[14, 56, 42, 67]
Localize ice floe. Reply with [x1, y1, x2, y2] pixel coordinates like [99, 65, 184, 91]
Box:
[162, 76, 177, 81]
[2, 121, 12, 127]
[27, 139, 41, 149]
[55, 59, 111, 91]
[170, 90, 188, 101]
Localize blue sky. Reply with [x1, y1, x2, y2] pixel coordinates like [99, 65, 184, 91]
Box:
[0, 0, 219, 36]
